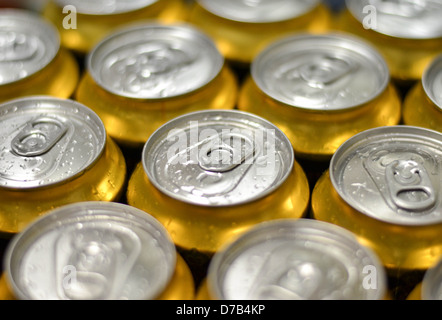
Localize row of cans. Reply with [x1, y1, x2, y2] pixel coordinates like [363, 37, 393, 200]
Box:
[0, 0, 441, 300]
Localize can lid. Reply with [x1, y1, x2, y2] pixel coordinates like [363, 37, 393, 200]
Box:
[88, 23, 224, 100]
[423, 53, 442, 110]
[0, 9, 60, 86]
[422, 257, 442, 300]
[142, 110, 294, 206]
[346, 0, 442, 39]
[0, 96, 106, 189]
[54, 0, 158, 15]
[4, 201, 176, 300]
[330, 126, 442, 226]
[207, 218, 387, 300]
[251, 33, 389, 111]
[197, 0, 319, 23]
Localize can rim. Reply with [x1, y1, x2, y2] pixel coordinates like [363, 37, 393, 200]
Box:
[3, 201, 177, 300]
[422, 53, 442, 110]
[141, 109, 295, 207]
[53, 0, 158, 16]
[251, 32, 390, 112]
[207, 218, 388, 300]
[422, 257, 442, 300]
[0, 96, 107, 190]
[330, 125, 442, 226]
[87, 21, 224, 101]
[0, 9, 60, 86]
[197, 0, 320, 24]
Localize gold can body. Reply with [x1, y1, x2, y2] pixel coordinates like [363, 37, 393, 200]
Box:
[188, 2, 332, 66]
[43, 0, 190, 55]
[238, 77, 401, 161]
[0, 136, 126, 236]
[127, 160, 310, 257]
[311, 171, 442, 275]
[76, 66, 238, 148]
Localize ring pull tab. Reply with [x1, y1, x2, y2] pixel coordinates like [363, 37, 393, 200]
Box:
[298, 55, 357, 88]
[198, 133, 257, 173]
[371, 0, 435, 18]
[11, 116, 68, 157]
[0, 32, 38, 62]
[385, 160, 436, 212]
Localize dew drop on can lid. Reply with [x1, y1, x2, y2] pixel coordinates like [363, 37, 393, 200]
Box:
[330, 125, 442, 226]
[3, 201, 176, 300]
[0, 9, 60, 86]
[251, 33, 389, 111]
[87, 22, 224, 100]
[0, 96, 106, 189]
[142, 109, 294, 206]
[207, 218, 387, 300]
[346, 0, 442, 39]
[197, 0, 320, 23]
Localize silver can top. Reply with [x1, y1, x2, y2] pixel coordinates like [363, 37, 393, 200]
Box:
[55, 0, 158, 15]
[330, 126, 442, 226]
[4, 201, 176, 300]
[88, 23, 224, 100]
[423, 53, 442, 110]
[422, 258, 442, 300]
[197, 0, 319, 23]
[142, 110, 294, 206]
[252, 33, 389, 111]
[0, 96, 106, 189]
[207, 219, 387, 300]
[346, 0, 442, 39]
[0, 9, 60, 86]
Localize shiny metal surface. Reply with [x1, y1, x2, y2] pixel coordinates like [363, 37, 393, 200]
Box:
[423, 53, 442, 109]
[54, 0, 158, 15]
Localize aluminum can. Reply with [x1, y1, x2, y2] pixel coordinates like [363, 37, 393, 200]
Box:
[339, 0, 442, 86]
[1, 201, 195, 300]
[126, 109, 310, 260]
[196, 218, 388, 300]
[238, 33, 401, 161]
[188, 0, 332, 67]
[75, 22, 238, 148]
[403, 53, 442, 132]
[43, 0, 190, 55]
[0, 9, 79, 103]
[407, 256, 442, 300]
[311, 126, 442, 294]
[0, 96, 126, 236]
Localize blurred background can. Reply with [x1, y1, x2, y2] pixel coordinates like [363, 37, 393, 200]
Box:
[403, 53, 442, 132]
[0, 9, 79, 103]
[75, 22, 238, 149]
[311, 126, 442, 299]
[338, 0, 442, 89]
[407, 256, 442, 300]
[0, 96, 126, 236]
[1, 201, 195, 300]
[196, 218, 388, 300]
[43, 0, 190, 56]
[126, 110, 310, 284]
[238, 33, 401, 162]
[187, 0, 332, 68]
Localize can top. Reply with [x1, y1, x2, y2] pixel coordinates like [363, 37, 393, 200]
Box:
[346, 0, 442, 39]
[422, 257, 442, 300]
[207, 218, 387, 300]
[0, 9, 60, 86]
[4, 201, 177, 300]
[251, 33, 389, 111]
[55, 0, 158, 15]
[0, 96, 106, 189]
[142, 110, 294, 206]
[88, 23, 224, 100]
[423, 53, 442, 110]
[330, 126, 442, 226]
[197, 0, 319, 23]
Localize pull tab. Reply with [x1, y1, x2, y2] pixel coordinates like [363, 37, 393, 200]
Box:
[198, 133, 256, 173]
[298, 55, 356, 88]
[11, 116, 67, 157]
[385, 160, 436, 212]
[371, 0, 436, 18]
[0, 32, 38, 62]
